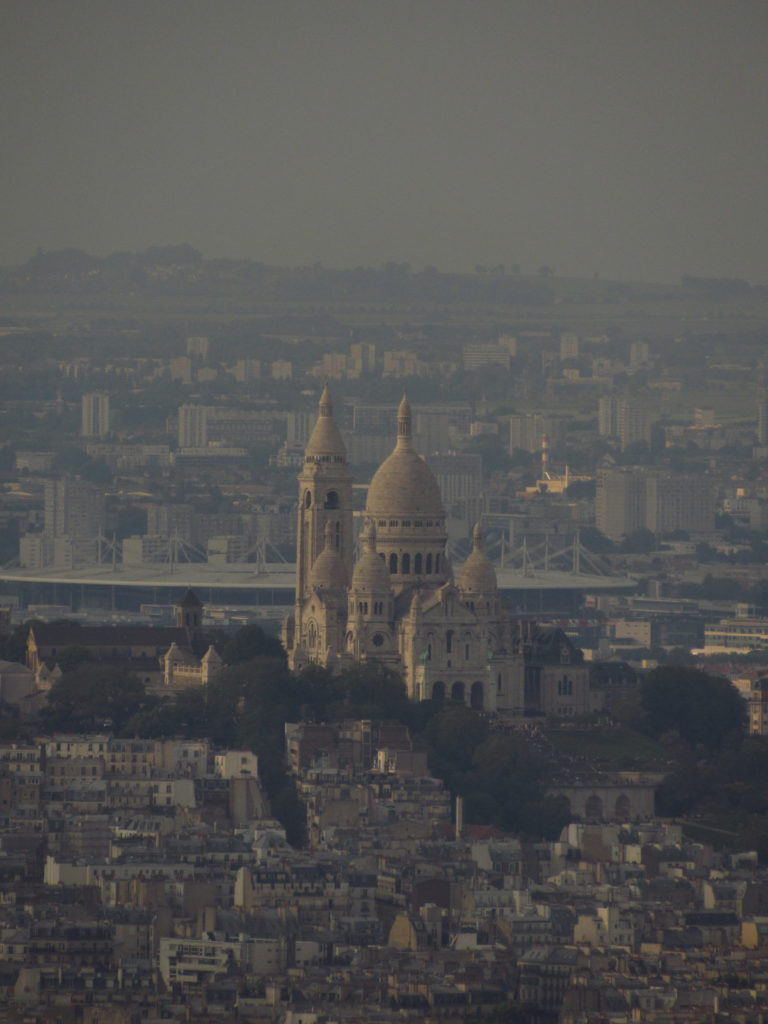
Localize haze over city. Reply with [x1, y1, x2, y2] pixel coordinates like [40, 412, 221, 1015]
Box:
[2, 0, 767, 283]
[5, 3, 768, 1020]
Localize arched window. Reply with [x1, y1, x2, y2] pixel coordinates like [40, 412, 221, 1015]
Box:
[307, 622, 317, 649]
[324, 491, 339, 509]
[432, 681, 445, 700]
[615, 794, 631, 821]
[402, 553, 410, 574]
[451, 681, 465, 701]
[470, 682, 484, 710]
[446, 630, 454, 654]
[585, 795, 603, 820]
[304, 491, 312, 508]
[414, 553, 422, 574]
[425, 553, 433, 574]
[389, 553, 398, 574]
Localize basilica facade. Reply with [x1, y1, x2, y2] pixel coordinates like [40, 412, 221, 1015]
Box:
[282, 387, 523, 712]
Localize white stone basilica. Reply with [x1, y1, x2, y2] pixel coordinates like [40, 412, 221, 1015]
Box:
[282, 387, 522, 712]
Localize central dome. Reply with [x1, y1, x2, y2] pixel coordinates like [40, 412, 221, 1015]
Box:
[365, 396, 445, 519]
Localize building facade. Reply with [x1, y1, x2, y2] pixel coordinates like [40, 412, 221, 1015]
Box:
[282, 388, 521, 712]
[80, 392, 110, 438]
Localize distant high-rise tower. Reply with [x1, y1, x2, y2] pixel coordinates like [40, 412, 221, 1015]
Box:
[81, 392, 110, 438]
[597, 466, 714, 539]
[43, 478, 104, 540]
[186, 336, 210, 362]
[758, 394, 768, 445]
[598, 395, 651, 450]
[178, 405, 208, 448]
[629, 340, 650, 369]
[559, 333, 579, 360]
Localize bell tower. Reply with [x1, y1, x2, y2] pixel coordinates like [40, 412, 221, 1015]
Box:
[296, 385, 353, 599]
[285, 386, 353, 668]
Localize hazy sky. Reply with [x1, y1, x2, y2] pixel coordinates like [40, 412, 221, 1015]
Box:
[2, 0, 767, 283]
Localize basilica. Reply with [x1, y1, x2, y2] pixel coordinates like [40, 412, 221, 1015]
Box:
[282, 387, 523, 712]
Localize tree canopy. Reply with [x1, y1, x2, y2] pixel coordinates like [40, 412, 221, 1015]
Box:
[222, 623, 286, 665]
[41, 664, 149, 734]
[640, 666, 745, 752]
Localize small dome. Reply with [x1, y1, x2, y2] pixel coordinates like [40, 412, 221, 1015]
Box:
[309, 521, 349, 590]
[352, 523, 391, 591]
[366, 395, 444, 518]
[304, 385, 347, 461]
[458, 523, 498, 595]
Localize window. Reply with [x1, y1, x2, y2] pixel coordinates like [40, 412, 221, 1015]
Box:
[324, 490, 339, 509]
[389, 553, 398, 574]
[414, 553, 422, 573]
[402, 553, 410, 574]
[446, 630, 453, 654]
[426, 553, 433, 574]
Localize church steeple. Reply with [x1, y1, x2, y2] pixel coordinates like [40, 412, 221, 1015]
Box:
[304, 384, 347, 463]
[285, 386, 353, 670]
[396, 394, 412, 448]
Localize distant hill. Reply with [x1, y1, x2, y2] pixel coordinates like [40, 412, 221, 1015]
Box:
[0, 246, 674, 305]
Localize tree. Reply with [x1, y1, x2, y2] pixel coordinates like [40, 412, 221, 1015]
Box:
[579, 527, 615, 554]
[56, 646, 95, 674]
[467, 733, 568, 838]
[640, 666, 745, 752]
[326, 662, 410, 721]
[620, 528, 657, 554]
[127, 686, 208, 739]
[0, 620, 39, 663]
[223, 624, 286, 665]
[42, 664, 149, 734]
[424, 704, 490, 791]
